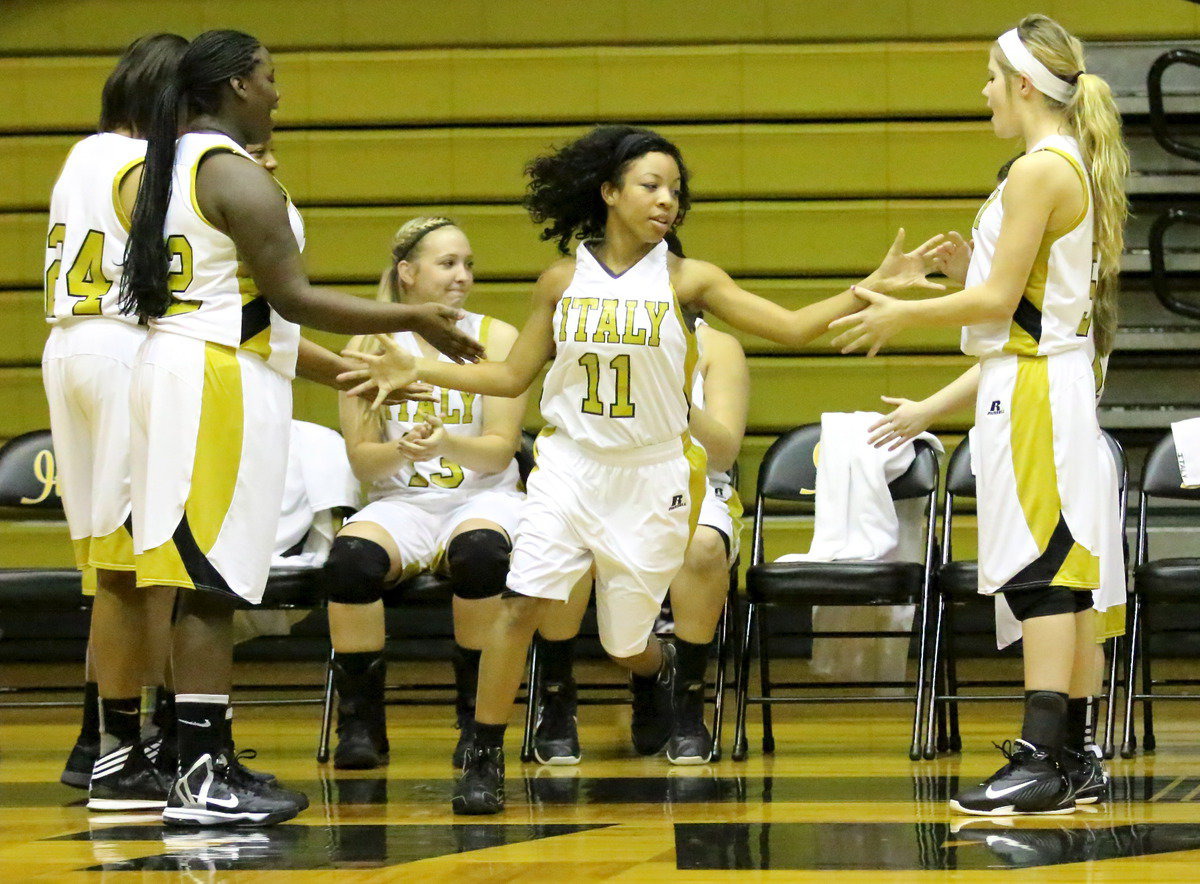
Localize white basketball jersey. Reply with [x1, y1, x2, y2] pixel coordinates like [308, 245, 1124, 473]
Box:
[691, 320, 735, 493]
[150, 132, 304, 379]
[540, 240, 696, 451]
[44, 133, 146, 325]
[962, 134, 1097, 360]
[367, 312, 520, 504]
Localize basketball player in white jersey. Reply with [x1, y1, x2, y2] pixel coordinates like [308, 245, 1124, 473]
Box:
[119, 29, 482, 827]
[323, 217, 526, 771]
[43, 34, 188, 810]
[50, 54, 388, 806]
[829, 15, 1129, 815]
[530, 316, 747, 765]
[343, 124, 947, 814]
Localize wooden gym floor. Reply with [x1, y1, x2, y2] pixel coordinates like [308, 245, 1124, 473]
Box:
[3, 660, 1200, 881]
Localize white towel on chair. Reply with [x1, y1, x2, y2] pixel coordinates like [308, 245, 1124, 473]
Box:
[774, 412, 941, 684]
[776, 412, 942, 564]
[1172, 416, 1200, 488]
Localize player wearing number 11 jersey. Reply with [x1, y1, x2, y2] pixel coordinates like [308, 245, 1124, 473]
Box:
[339, 124, 949, 815]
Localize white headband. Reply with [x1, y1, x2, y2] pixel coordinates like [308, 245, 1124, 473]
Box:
[997, 29, 1074, 104]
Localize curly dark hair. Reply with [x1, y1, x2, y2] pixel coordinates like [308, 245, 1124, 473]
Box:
[524, 125, 691, 255]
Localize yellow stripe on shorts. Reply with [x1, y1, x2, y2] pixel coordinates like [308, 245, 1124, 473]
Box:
[89, 522, 135, 572]
[683, 433, 708, 543]
[1009, 356, 1100, 590]
[137, 342, 244, 592]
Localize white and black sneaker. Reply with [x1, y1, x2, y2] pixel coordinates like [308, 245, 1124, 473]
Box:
[163, 753, 302, 828]
[1063, 743, 1110, 805]
[87, 739, 171, 811]
[950, 740, 1076, 816]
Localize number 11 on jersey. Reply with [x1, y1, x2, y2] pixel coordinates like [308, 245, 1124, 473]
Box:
[578, 352, 636, 418]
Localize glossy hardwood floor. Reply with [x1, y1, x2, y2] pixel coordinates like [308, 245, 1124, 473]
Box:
[4, 661, 1200, 881]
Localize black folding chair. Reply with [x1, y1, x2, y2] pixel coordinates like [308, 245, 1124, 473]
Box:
[923, 432, 1127, 759]
[1121, 431, 1200, 757]
[731, 423, 940, 761]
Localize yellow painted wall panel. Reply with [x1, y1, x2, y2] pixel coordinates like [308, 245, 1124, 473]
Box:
[0, 122, 1007, 214]
[1, 44, 1003, 132]
[0, 200, 980, 287]
[0, 0, 1195, 54]
[0, 292, 50, 366]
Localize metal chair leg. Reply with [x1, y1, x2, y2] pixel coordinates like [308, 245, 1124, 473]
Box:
[732, 602, 755, 761]
[922, 594, 946, 759]
[1141, 601, 1156, 753]
[758, 606, 774, 754]
[1120, 595, 1141, 758]
[1103, 635, 1120, 759]
[945, 604, 961, 753]
[910, 583, 933, 761]
[316, 647, 336, 763]
[710, 587, 735, 762]
[520, 637, 541, 763]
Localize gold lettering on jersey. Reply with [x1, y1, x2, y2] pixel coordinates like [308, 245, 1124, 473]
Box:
[621, 300, 647, 345]
[559, 297, 672, 347]
[593, 299, 621, 343]
[572, 297, 600, 341]
[396, 388, 477, 426]
[644, 301, 670, 347]
[557, 296, 573, 342]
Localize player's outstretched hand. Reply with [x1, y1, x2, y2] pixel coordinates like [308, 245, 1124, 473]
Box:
[868, 228, 948, 295]
[409, 302, 485, 363]
[340, 334, 420, 409]
[930, 230, 972, 286]
[868, 396, 934, 450]
[828, 286, 910, 357]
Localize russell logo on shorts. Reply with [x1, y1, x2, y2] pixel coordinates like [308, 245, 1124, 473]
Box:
[669, 494, 685, 511]
[987, 400, 1004, 416]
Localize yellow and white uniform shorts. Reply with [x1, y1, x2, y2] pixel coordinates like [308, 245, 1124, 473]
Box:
[41, 318, 145, 581]
[345, 489, 524, 582]
[130, 330, 291, 604]
[697, 477, 744, 563]
[974, 350, 1122, 630]
[507, 430, 707, 658]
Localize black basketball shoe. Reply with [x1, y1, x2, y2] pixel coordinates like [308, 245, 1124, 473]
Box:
[950, 740, 1076, 816]
[61, 736, 99, 789]
[630, 642, 676, 756]
[452, 709, 474, 769]
[452, 743, 505, 815]
[87, 739, 171, 811]
[667, 679, 713, 765]
[163, 753, 302, 828]
[533, 681, 581, 765]
[1062, 744, 1109, 806]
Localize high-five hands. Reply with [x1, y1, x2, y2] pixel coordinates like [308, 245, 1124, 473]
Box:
[828, 286, 910, 356]
[868, 228, 948, 294]
[928, 231, 972, 286]
[339, 334, 421, 409]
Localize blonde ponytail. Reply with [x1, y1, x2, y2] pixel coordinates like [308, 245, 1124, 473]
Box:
[997, 15, 1130, 356]
[1068, 71, 1129, 357]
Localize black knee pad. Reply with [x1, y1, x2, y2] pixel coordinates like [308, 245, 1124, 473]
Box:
[323, 536, 391, 605]
[446, 529, 511, 600]
[1004, 586, 1078, 622]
